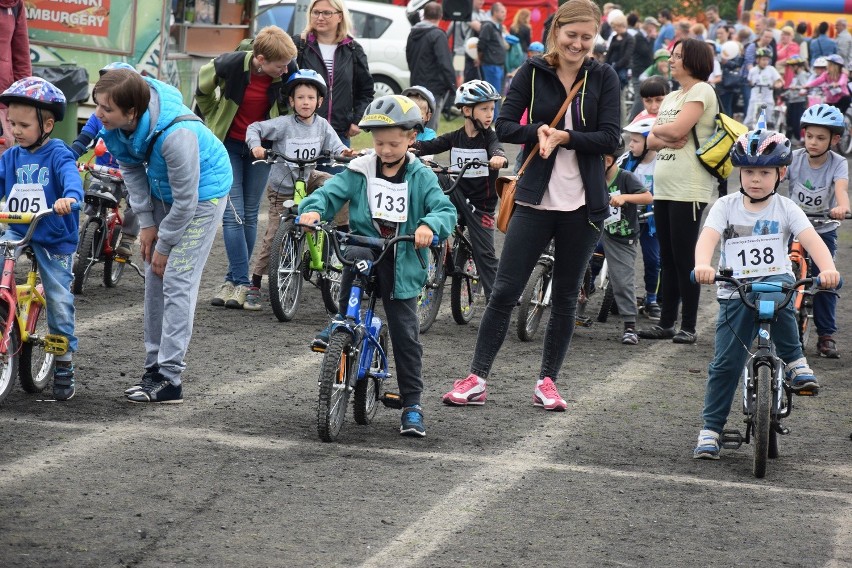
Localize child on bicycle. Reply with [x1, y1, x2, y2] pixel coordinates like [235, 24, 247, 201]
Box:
[0, 78, 82, 400]
[298, 95, 456, 437]
[785, 103, 850, 358]
[410, 79, 508, 302]
[602, 137, 652, 344]
[692, 129, 839, 460]
[70, 62, 141, 259]
[401, 86, 438, 142]
[245, 69, 354, 311]
[745, 48, 782, 129]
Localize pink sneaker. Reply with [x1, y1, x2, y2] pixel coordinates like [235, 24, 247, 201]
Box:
[442, 374, 487, 406]
[533, 377, 567, 411]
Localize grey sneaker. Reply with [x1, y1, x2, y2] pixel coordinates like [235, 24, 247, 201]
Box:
[225, 284, 249, 309]
[53, 364, 75, 401]
[243, 286, 262, 311]
[115, 236, 135, 257]
[212, 282, 235, 307]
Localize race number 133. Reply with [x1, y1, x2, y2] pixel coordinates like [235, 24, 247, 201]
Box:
[368, 179, 409, 223]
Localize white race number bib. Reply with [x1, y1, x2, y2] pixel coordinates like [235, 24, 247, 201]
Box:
[724, 233, 786, 278]
[450, 148, 488, 178]
[3, 183, 47, 214]
[603, 191, 622, 228]
[791, 181, 831, 214]
[285, 137, 322, 162]
[368, 179, 409, 223]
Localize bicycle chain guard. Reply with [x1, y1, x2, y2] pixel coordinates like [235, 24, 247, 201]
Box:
[42, 334, 69, 355]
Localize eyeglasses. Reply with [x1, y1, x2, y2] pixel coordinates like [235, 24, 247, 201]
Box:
[311, 10, 341, 18]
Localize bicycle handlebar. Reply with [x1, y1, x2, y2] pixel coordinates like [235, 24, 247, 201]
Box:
[253, 149, 356, 167]
[0, 203, 82, 249]
[80, 162, 124, 184]
[690, 270, 841, 314]
[422, 159, 490, 194]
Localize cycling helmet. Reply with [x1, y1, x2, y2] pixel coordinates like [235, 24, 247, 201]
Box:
[99, 62, 137, 76]
[528, 41, 545, 53]
[0, 76, 67, 123]
[755, 47, 772, 59]
[730, 129, 792, 167]
[358, 95, 424, 132]
[653, 48, 670, 62]
[800, 103, 845, 135]
[825, 54, 846, 66]
[605, 135, 626, 158]
[283, 69, 327, 98]
[623, 117, 655, 137]
[784, 54, 805, 66]
[454, 79, 501, 108]
[813, 56, 828, 68]
[401, 86, 436, 114]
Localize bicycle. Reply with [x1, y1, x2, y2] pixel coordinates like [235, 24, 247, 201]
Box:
[0, 205, 79, 404]
[516, 239, 554, 341]
[310, 223, 433, 442]
[839, 94, 852, 156]
[255, 149, 352, 322]
[73, 162, 144, 294]
[416, 159, 489, 332]
[695, 269, 834, 478]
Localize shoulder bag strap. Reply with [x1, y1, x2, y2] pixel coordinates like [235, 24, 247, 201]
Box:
[517, 79, 584, 177]
[144, 114, 203, 164]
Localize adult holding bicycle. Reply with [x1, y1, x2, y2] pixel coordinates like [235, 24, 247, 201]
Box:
[196, 25, 298, 310]
[294, 0, 374, 172]
[442, 0, 621, 411]
[637, 38, 717, 345]
[95, 69, 232, 403]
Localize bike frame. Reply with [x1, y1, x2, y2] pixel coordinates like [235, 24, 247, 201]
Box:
[82, 164, 126, 262]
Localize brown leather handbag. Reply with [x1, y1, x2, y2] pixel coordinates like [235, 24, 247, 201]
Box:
[495, 79, 585, 233]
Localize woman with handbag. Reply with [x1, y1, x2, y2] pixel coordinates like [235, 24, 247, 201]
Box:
[441, 0, 621, 411]
[637, 38, 717, 344]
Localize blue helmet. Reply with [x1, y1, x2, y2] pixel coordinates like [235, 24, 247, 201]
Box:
[454, 80, 501, 108]
[528, 41, 545, 53]
[99, 62, 138, 76]
[284, 69, 327, 98]
[0, 77, 67, 121]
[730, 129, 792, 167]
[800, 103, 845, 135]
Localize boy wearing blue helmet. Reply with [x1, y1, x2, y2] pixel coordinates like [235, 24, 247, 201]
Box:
[0, 77, 82, 400]
[692, 129, 839, 460]
[245, 69, 356, 310]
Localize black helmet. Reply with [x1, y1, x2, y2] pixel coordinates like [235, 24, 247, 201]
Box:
[730, 129, 792, 167]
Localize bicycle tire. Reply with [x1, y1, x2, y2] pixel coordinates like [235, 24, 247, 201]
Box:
[268, 220, 304, 322]
[753, 363, 772, 478]
[790, 258, 812, 350]
[840, 114, 852, 156]
[0, 304, 20, 404]
[102, 226, 125, 288]
[450, 241, 481, 325]
[72, 219, 102, 295]
[319, 238, 343, 314]
[597, 281, 615, 323]
[517, 263, 550, 342]
[354, 325, 388, 425]
[18, 297, 54, 393]
[317, 330, 354, 442]
[417, 245, 446, 333]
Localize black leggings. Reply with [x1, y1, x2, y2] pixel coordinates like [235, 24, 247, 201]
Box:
[654, 200, 707, 333]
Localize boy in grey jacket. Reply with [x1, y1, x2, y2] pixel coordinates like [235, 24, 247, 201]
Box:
[245, 70, 354, 308]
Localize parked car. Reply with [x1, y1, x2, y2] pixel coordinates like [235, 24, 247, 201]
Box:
[256, 0, 411, 97]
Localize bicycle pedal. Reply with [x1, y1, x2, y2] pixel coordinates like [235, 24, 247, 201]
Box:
[380, 392, 403, 409]
[43, 334, 69, 355]
[793, 385, 819, 397]
[310, 339, 327, 353]
[114, 255, 128, 263]
[575, 316, 593, 328]
[721, 429, 743, 450]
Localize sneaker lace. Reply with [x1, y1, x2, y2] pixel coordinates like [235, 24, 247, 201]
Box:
[403, 408, 423, 425]
[454, 374, 481, 392]
[538, 378, 561, 400]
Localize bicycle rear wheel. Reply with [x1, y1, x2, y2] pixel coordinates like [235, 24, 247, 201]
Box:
[451, 241, 482, 325]
[317, 331, 354, 442]
[18, 298, 54, 393]
[753, 364, 772, 478]
[354, 325, 388, 425]
[0, 304, 20, 404]
[417, 245, 446, 333]
[517, 263, 550, 342]
[72, 219, 103, 295]
[839, 113, 852, 156]
[268, 220, 304, 322]
[597, 281, 615, 323]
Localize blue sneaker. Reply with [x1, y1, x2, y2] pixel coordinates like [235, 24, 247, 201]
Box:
[53, 364, 75, 401]
[400, 405, 426, 437]
[693, 429, 721, 460]
[785, 358, 819, 394]
[311, 314, 345, 353]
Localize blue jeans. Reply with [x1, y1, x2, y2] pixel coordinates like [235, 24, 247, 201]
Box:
[470, 205, 601, 381]
[222, 137, 270, 286]
[702, 275, 802, 433]
[811, 229, 837, 336]
[639, 222, 660, 302]
[480, 64, 504, 117]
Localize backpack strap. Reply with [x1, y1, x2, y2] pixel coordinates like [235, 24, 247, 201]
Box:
[144, 114, 202, 164]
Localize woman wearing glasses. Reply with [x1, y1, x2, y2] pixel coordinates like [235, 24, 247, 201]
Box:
[295, 0, 375, 162]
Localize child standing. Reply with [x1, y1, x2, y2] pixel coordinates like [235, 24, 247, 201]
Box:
[411, 79, 508, 302]
[245, 70, 353, 310]
[619, 115, 661, 321]
[299, 95, 456, 437]
[782, 55, 809, 146]
[0, 78, 82, 400]
[401, 86, 438, 142]
[602, 138, 653, 344]
[745, 47, 783, 128]
[693, 129, 839, 459]
[786, 104, 850, 358]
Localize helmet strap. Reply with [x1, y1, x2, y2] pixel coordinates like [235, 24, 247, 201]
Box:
[380, 154, 406, 169]
[738, 170, 780, 203]
[23, 108, 49, 151]
[806, 145, 830, 160]
[464, 114, 488, 134]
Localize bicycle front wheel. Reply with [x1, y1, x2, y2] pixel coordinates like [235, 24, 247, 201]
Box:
[597, 281, 615, 323]
[317, 331, 354, 442]
[73, 219, 103, 295]
[0, 304, 20, 404]
[103, 226, 125, 288]
[517, 263, 550, 342]
[18, 298, 54, 393]
[451, 243, 482, 325]
[417, 245, 446, 333]
[839, 113, 852, 156]
[753, 364, 772, 478]
[354, 325, 388, 425]
[268, 220, 304, 322]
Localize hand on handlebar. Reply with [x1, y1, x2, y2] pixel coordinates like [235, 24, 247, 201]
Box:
[489, 155, 507, 170]
[829, 205, 851, 220]
[298, 211, 321, 227]
[340, 148, 359, 158]
[413, 225, 434, 249]
[53, 197, 78, 216]
[251, 146, 266, 160]
[693, 264, 716, 285]
[817, 269, 841, 289]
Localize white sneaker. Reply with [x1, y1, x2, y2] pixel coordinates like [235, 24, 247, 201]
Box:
[693, 429, 721, 460]
[226, 284, 249, 309]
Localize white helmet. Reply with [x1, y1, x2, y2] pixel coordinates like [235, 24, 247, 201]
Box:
[721, 41, 740, 60]
[813, 56, 828, 68]
[623, 117, 656, 137]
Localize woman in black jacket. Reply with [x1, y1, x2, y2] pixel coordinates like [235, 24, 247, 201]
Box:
[295, 0, 374, 153]
[441, 0, 621, 412]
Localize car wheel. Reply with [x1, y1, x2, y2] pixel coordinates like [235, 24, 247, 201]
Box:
[373, 75, 401, 98]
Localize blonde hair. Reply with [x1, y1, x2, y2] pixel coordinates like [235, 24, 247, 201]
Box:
[303, 0, 353, 43]
[511, 8, 530, 31]
[544, 0, 601, 65]
[253, 26, 297, 62]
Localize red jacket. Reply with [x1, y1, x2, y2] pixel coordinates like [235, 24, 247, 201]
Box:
[0, 0, 31, 104]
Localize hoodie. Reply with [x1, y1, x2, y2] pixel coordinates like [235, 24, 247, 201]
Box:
[406, 21, 457, 99]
